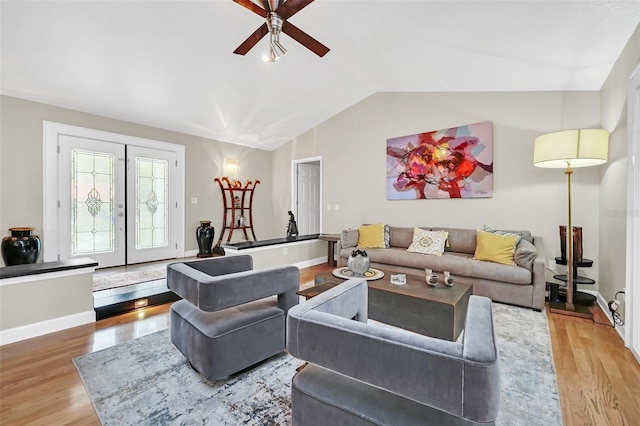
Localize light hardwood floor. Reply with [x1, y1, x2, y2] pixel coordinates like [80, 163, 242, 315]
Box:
[1, 264, 639, 425]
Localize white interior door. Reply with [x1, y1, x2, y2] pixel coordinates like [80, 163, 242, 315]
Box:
[126, 146, 178, 264]
[58, 135, 126, 268]
[296, 162, 321, 235]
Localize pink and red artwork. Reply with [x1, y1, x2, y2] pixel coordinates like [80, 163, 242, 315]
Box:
[387, 122, 493, 199]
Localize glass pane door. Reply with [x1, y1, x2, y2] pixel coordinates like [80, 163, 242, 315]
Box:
[58, 136, 126, 268]
[126, 146, 177, 264]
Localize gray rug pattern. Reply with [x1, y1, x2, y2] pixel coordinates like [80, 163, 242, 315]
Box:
[74, 303, 562, 425]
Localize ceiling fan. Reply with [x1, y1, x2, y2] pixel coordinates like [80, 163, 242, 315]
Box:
[232, 0, 330, 61]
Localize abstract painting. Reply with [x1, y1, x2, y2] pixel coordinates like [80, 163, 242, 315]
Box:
[386, 121, 493, 199]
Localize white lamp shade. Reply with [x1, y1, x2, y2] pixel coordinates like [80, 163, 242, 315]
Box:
[533, 129, 609, 168]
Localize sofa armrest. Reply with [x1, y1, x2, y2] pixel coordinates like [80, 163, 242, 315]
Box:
[168, 262, 300, 313]
[287, 282, 500, 422]
[531, 236, 546, 310]
[335, 239, 344, 267]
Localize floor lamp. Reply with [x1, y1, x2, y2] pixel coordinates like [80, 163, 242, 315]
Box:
[533, 129, 609, 319]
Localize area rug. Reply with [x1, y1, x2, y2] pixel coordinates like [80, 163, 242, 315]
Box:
[73, 303, 562, 425]
[93, 267, 167, 292]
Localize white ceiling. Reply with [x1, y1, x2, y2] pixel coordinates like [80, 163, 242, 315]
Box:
[2, 1, 639, 151]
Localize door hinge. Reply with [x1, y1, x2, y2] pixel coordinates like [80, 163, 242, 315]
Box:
[58, 200, 61, 208]
[175, 160, 178, 167]
[175, 202, 178, 208]
[57, 145, 60, 154]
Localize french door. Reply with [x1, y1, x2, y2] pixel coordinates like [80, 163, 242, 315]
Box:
[57, 135, 178, 268]
[126, 146, 177, 264]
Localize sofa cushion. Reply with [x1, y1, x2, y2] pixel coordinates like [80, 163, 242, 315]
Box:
[514, 239, 537, 271]
[407, 228, 448, 256]
[353, 248, 531, 285]
[390, 226, 427, 248]
[358, 223, 386, 248]
[436, 227, 478, 254]
[341, 229, 359, 249]
[474, 230, 519, 265]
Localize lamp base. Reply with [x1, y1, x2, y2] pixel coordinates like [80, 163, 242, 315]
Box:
[549, 301, 593, 319]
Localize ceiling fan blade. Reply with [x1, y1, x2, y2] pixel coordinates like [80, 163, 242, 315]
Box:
[233, 23, 269, 55]
[233, 0, 267, 17]
[277, 0, 314, 20]
[282, 21, 330, 57]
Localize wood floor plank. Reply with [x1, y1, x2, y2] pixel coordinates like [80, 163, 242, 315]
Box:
[2, 263, 639, 425]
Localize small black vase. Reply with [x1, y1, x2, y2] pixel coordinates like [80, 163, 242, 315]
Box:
[1, 227, 41, 266]
[196, 221, 215, 258]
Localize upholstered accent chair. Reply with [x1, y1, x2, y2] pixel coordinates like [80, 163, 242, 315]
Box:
[167, 255, 299, 381]
[287, 279, 501, 425]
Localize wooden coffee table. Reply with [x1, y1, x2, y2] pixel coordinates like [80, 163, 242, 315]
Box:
[309, 269, 472, 341]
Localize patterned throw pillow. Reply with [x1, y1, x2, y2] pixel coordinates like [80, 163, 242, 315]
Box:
[482, 226, 533, 244]
[384, 224, 391, 248]
[407, 228, 449, 256]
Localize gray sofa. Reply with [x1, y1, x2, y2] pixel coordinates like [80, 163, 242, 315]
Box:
[287, 279, 501, 425]
[337, 226, 546, 310]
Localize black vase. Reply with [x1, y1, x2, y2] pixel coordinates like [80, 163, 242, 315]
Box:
[196, 221, 215, 258]
[1, 227, 41, 266]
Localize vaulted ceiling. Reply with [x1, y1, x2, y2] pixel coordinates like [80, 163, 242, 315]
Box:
[2, 1, 639, 150]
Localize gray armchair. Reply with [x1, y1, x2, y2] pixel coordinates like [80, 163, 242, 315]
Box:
[167, 255, 299, 381]
[287, 279, 500, 425]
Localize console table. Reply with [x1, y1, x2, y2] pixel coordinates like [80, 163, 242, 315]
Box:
[319, 234, 340, 266]
[553, 256, 596, 305]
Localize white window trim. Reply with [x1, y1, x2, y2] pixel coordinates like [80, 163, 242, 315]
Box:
[43, 121, 185, 262]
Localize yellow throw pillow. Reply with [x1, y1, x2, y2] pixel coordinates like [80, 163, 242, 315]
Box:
[358, 223, 386, 248]
[474, 230, 519, 265]
[407, 228, 448, 256]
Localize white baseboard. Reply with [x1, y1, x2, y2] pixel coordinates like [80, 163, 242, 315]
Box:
[0, 310, 96, 346]
[293, 257, 327, 269]
[592, 290, 626, 340]
[183, 249, 199, 258]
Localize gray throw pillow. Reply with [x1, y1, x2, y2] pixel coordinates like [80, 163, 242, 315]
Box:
[514, 239, 537, 271]
[341, 229, 359, 248]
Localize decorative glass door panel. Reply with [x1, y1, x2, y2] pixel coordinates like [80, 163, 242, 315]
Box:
[59, 136, 126, 268]
[72, 149, 116, 254]
[135, 157, 169, 249]
[126, 146, 178, 264]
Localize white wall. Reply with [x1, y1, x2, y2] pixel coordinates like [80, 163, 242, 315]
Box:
[273, 91, 604, 288]
[599, 24, 640, 315]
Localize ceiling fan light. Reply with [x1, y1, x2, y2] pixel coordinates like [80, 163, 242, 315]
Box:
[269, 44, 281, 61]
[273, 40, 287, 57]
[263, 46, 277, 62]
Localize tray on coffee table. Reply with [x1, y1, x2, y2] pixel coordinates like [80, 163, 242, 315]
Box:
[331, 267, 385, 280]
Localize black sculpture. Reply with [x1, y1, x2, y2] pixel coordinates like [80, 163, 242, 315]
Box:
[287, 211, 299, 240]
